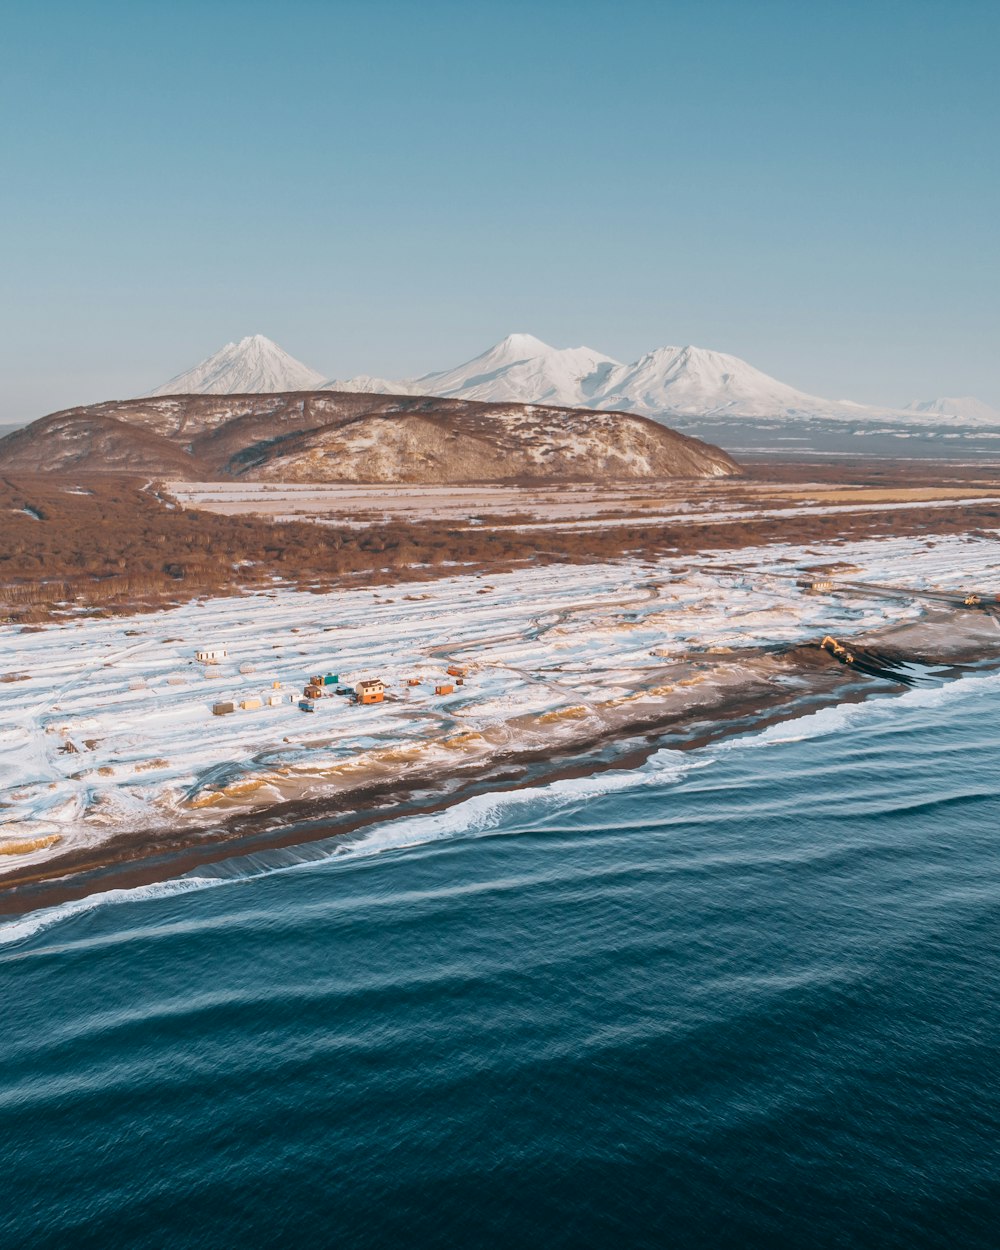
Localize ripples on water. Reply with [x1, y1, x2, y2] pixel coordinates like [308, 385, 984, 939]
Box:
[2, 675, 1000, 1249]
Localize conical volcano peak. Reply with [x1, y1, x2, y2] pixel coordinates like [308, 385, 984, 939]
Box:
[493, 332, 555, 357]
[148, 335, 326, 396]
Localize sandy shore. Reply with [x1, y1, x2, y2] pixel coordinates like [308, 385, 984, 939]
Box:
[3, 606, 998, 918]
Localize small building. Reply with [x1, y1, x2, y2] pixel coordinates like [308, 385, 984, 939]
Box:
[212, 701, 236, 716]
[446, 666, 465, 678]
[356, 678, 385, 705]
[267, 693, 284, 707]
[241, 697, 262, 711]
[304, 684, 323, 700]
[407, 678, 421, 687]
[323, 673, 339, 686]
[196, 648, 228, 665]
[435, 683, 454, 696]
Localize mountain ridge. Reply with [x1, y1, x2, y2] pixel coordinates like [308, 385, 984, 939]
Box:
[901, 396, 1000, 424]
[143, 334, 999, 427]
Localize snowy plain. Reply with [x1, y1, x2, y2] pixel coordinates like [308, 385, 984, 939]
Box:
[3, 532, 999, 872]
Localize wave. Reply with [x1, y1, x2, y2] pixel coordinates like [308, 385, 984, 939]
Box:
[0, 752, 711, 950]
[718, 666, 1000, 754]
[336, 750, 713, 863]
[5, 667, 998, 951]
[0, 876, 224, 950]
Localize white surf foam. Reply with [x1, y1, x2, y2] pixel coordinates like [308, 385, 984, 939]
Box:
[0, 876, 224, 949]
[330, 749, 712, 863]
[719, 667, 1000, 753]
[6, 668, 998, 948]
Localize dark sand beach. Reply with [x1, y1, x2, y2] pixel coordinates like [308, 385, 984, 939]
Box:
[4, 607, 998, 919]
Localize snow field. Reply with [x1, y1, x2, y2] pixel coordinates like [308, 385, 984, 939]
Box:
[2, 531, 999, 867]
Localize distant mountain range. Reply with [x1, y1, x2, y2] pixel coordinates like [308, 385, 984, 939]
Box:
[144, 334, 1000, 427]
[900, 396, 1000, 424]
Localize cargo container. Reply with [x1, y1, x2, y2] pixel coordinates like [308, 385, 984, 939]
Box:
[212, 701, 236, 716]
[241, 697, 262, 711]
[323, 673, 339, 685]
[435, 684, 454, 696]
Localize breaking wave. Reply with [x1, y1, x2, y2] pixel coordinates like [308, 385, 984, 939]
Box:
[4, 667, 998, 950]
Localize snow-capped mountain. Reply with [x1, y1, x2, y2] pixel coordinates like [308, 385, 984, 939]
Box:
[406, 332, 621, 408]
[377, 334, 857, 421]
[590, 345, 836, 419]
[378, 335, 997, 426]
[148, 335, 326, 396]
[319, 373, 414, 396]
[901, 396, 1000, 424]
[143, 332, 998, 427]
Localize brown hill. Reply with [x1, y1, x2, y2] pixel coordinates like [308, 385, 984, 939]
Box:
[0, 391, 740, 482]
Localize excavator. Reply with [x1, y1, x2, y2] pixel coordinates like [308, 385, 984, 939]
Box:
[820, 635, 915, 686]
[820, 635, 855, 665]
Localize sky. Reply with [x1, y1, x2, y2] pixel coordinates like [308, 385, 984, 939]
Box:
[0, 0, 997, 422]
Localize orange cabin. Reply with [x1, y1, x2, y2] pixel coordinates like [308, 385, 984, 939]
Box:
[407, 678, 421, 687]
[356, 678, 386, 705]
[435, 683, 454, 696]
[446, 666, 465, 678]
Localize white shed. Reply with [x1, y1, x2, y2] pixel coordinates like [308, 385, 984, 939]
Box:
[195, 648, 228, 664]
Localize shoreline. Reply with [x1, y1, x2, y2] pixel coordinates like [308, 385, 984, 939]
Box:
[3, 610, 998, 920]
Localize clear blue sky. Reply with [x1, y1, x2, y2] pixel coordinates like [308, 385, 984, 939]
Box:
[1, 0, 997, 421]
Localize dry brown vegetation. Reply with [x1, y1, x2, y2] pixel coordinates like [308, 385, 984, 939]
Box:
[3, 470, 1000, 624]
[0, 390, 739, 482]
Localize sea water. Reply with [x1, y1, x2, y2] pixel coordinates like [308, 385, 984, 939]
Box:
[2, 673, 1000, 1249]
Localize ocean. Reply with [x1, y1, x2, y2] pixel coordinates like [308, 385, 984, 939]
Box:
[2, 672, 1000, 1249]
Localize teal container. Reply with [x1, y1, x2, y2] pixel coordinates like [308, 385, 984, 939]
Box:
[324, 673, 339, 685]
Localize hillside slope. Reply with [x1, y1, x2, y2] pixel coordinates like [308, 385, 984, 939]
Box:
[0, 391, 740, 482]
